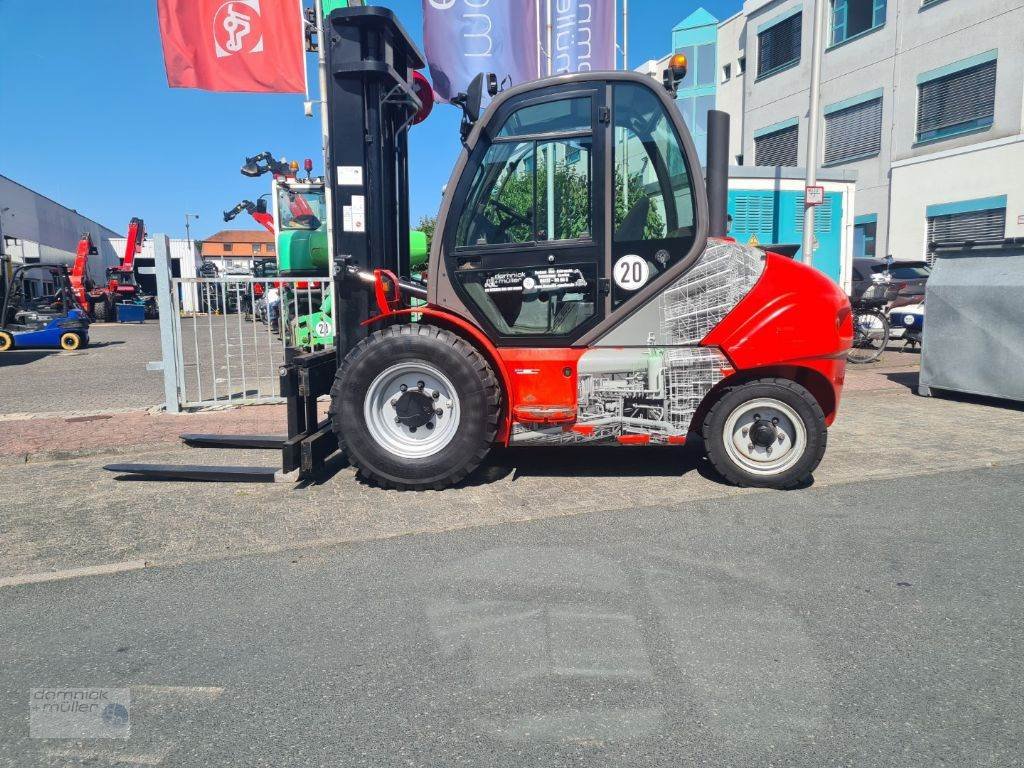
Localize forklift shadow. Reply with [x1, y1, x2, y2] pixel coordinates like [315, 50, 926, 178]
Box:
[84, 341, 126, 350]
[482, 441, 708, 481]
[0, 350, 57, 366]
[307, 439, 815, 490]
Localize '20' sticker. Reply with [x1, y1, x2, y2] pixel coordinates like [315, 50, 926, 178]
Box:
[613, 254, 650, 291]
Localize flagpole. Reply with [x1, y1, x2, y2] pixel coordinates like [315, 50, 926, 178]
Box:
[545, 0, 555, 240]
[536, 0, 542, 79]
[314, 0, 335, 268]
[622, 0, 629, 71]
[300, 0, 311, 104]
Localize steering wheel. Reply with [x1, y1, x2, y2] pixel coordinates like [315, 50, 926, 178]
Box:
[487, 199, 532, 228]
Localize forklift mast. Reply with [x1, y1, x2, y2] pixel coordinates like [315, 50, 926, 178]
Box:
[114, 217, 145, 276]
[70, 231, 97, 311]
[323, 6, 424, 358]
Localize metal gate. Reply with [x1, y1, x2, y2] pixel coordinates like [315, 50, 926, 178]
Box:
[150, 236, 333, 412]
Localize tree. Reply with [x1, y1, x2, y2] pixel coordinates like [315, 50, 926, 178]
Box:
[415, 214, 437, 253]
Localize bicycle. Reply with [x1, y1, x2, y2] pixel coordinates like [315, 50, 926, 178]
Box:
[847, 283, 891, 364]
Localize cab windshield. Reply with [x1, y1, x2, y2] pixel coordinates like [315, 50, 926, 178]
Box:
[277, 187, 326, 231]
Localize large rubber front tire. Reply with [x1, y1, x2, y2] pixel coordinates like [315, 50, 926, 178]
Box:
[329, 324, 501, 490]
[92, 300, 110, 323]
[702, 378, 827, 489]
[0, 331, 13, 352]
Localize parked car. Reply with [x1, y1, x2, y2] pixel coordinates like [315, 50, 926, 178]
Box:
[851, 258, 931, 307]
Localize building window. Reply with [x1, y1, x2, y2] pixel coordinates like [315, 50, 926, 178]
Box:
[916, 53, 996, 143]
[735, 154, 744, 165]
[754, 121, 799, 166]
[252, 244, 262, 254]
[223, 243, 234, 252]
[675, 43, 716, 90]
[737, 56, 746, 74]
[722, 63, 732, 82]
[824, 92, 883, 165]
[926, 196, 1006, 261]
[831, 0, 886, 46]
[854, 215, 878, 257]
[757, 11, 801, 79]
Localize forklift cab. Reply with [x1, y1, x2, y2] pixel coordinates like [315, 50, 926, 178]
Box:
[431, 73, 708, 346]
[0, 264, 90, 351]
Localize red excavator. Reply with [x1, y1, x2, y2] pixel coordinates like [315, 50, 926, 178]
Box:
[69, 218, 154, 321]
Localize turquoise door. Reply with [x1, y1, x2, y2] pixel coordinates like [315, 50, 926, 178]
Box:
[727, 189, 844, 284]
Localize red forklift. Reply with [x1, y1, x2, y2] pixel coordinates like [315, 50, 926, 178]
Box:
[110, 7, 851, 490]
[72, 218, 154, 321]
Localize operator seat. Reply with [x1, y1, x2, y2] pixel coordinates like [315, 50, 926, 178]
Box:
[616, 197, 650, 241]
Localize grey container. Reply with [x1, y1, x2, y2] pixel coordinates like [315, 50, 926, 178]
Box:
[920, 240, 1024, 403]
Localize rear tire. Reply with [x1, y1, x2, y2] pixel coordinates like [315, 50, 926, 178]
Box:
[59, 332, 82, 351]
[329, 324, 501, 490]
[0, 331, 13, 351]
[702, 378, 826, 489]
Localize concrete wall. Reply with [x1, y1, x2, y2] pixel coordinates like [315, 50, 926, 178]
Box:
[889, 136, 1024, 261]
[0, 175, 121, 283]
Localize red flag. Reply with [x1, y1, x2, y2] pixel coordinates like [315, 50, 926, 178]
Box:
[157, 0, 305, 93]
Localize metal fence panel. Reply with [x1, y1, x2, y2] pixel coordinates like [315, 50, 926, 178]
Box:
[159, 273, 333, 410]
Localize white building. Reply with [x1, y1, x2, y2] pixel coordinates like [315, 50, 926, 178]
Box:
[702, 0, 1023, 262]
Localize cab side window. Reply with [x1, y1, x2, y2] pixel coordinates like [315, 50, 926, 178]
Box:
[611, 83, 697, 306]
[456, 97, 593, 248]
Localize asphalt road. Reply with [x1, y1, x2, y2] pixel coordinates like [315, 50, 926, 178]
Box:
[0, 323, 165, 415]
[2, 463, 1022, 767]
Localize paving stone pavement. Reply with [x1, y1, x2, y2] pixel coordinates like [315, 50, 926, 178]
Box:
[3, 366, 1024, 579]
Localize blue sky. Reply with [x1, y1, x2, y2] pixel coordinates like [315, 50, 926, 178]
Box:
[0, 1, 740, 239]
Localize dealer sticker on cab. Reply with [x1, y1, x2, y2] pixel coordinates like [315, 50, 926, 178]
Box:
[613, 254, 650, 291]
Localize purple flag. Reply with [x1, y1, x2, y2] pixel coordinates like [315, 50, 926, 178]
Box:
[422, 0, 541, 103]
[550, 0, 615, 74]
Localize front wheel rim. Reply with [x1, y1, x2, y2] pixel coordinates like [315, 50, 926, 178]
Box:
[363, 362, 462, 459]
[722, 398, 808, 476]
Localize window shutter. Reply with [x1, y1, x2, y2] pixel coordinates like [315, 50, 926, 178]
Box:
[917, 61, 996, 139]
[755, 124, 799, 166]
[758, 13, 802, 76]
[927, 207, 1006, 261]
[824, 97, 882, 164]
[796, 197, 834, 233]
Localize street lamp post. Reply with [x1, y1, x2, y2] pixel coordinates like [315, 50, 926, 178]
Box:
[184, 212, 199, 258]
[802, 0, 827, 267]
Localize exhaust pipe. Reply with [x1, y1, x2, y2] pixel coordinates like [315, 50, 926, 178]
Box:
[706, 110, 730, 239]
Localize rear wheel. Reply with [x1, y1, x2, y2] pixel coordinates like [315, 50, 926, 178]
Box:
[0, 331, 13, 351]
[329, 324, 501, 490]
[59, 332, 83, 351]
[702, 378, 826, 489]
[848, 308, 889, 364]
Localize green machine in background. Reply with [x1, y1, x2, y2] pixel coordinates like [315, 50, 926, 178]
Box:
[323, 0, 363, 12]
[291, 222, 430, 351]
